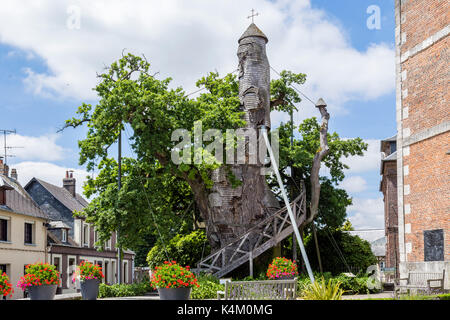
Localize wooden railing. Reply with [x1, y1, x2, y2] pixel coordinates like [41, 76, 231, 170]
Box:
[196, 182, 307, 278]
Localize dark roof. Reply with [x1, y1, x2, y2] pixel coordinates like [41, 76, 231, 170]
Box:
[381, 135, 397, 142]
[0, 174, 48, 220]
[0, 176, 14, 190]
[380, 151, 397, 175]
[380, 134, 397, 151]
[48, 220, 71, 229]
[47, 230, 78, 247]
[28, 178, 89, 213]
[239, 23, 268, 43]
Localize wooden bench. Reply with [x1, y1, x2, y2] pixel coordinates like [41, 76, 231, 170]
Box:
[394, 270, 446, 298]
[217, 278, 297, 300]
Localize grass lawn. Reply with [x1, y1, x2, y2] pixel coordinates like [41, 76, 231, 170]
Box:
[364, 293, 450, 300]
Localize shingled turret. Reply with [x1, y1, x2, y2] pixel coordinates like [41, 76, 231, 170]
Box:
[238, 23, 268, 43]
[205, 23, 278, 251]
[237, 23, 271, 129]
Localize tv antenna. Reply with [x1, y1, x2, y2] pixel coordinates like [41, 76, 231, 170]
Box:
[0, 129, 23, 165]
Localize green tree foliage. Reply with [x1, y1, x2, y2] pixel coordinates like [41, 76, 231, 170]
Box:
[304, 230, 377, 275]
[76, 156, 195, 252]
[65, 52, 366, 260]
[270, 70, 306, 113]
[272, 119, 366, 231]
[66, 53, 245, 250]
[146, 230, 210, 269]
[339, 219, 354, 231]
[65, 53, 312, 252]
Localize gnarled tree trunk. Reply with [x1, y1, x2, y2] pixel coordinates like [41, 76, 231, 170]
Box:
[192, 24, 280, 251]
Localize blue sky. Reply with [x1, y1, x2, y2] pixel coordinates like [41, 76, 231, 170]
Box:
[0, 0, 397, 229]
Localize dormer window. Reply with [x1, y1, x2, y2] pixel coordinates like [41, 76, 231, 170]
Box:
[105, 238, 111, 250]
[94, 229, 100, 248]
[62, 229, 67, 243]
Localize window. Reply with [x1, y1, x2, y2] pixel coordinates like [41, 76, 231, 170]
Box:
[0, 264, 7, 274]
[24, 222, 33, 244]
[94, 229, 99, 248]
[62, 229, 67, 243]
[83, 224, 89, 247]
[105, 238, 111, 250]
[0, 189, 6, 206]
[123, 261, 128, 283]
[389, 141, 397, 154]
[0, 218, 8, 242]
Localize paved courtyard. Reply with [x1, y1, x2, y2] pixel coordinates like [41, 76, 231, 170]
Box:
[98, 292, 397, 300]
[341, 292, 395, 300]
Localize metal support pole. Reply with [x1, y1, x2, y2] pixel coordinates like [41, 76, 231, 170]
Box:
[290, 109, 298, 263]
[117, 130, 122, 284]
[249, 251, 254, 278]
[312, 222, 323, 273]
[261, 126, 315, 283]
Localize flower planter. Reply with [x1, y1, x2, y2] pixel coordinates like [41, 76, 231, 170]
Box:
[80, 279, 100, 300]
[267, 257, 298, 281]
[157, 287, 191, 300]
[28, 284, 57, 300]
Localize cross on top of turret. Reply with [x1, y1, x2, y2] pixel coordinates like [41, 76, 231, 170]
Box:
[247, 9, 259, 23]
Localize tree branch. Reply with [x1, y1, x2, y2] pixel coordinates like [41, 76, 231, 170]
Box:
[304, 98, 330, 225]
[57, 118, 91, 133]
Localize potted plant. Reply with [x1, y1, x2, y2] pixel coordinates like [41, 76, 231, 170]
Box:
[1, 272, 13, 300]
[72, 261, 104, 300]
[17, 263, 60, 300]
[150, 261, 199, 300]
[266, 257, 298, 280]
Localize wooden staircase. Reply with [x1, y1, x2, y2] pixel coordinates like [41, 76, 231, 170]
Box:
[196, 182, 307, 278]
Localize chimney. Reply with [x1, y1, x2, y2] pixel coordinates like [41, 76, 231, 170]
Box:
[63, 170, 76, 197]
[10, 168, 17, 180]
[0, 159, 9, 177]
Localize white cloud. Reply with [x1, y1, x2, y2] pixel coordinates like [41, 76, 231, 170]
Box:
[0, 0, 394, 116]
[341, 176, 368, 193]
[0, 133, 69, 162]
[343, 139, 381, 174]
[13, 161, 90, 197]
[6, 50, 34, 60]
[347, 197, 384, 229]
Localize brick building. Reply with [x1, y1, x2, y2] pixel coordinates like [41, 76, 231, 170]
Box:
[380, 135, 399, 277]
[394, 0, 449, 288]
